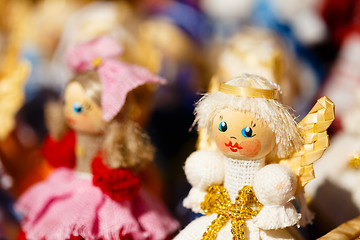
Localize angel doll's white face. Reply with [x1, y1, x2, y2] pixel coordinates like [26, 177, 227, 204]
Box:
[212, 108, 276, 160]
[63, 82, 107, 134]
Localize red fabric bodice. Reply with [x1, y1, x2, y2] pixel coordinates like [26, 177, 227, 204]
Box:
[41, 131, 76, 169]
[40, 131, 140, 201]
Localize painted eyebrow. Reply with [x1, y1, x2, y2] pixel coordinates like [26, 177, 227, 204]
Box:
[220, 115, 223, 120]
[251, 121, 256, 128]
[83, 102, 93, 110]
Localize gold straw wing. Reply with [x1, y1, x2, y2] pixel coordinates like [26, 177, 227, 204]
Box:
[279, 96, 335, 191]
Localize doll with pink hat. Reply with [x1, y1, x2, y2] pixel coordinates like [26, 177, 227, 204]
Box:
[15, 36, 179, 240]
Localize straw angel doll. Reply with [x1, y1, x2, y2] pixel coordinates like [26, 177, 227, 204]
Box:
[175, 74, 334, 240]
[15, 36, 179, 240]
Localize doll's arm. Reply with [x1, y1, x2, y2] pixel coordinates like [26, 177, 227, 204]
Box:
[253, 164, 301, 230]
[44, 101, 68, 141]
[183, 150, 224, 213]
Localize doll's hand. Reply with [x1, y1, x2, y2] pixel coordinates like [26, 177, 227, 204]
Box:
[183, 187, 206, 214]
[253, 164, 301, 230]
[184, 150, 224, 190]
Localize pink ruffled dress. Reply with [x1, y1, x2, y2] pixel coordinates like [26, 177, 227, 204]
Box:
[16, 132, 179, 240]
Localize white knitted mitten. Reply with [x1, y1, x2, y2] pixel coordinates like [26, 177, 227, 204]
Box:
[253, 164, 301, 230]
[183, 188, 207, 213]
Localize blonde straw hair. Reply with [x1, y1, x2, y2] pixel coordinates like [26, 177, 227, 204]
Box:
[195, 74, 302, 158]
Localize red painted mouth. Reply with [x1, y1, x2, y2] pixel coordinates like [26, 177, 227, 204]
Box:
[225, 141, 242, 152]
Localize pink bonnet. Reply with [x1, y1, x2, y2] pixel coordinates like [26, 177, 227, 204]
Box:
[66, 36, 165, 121]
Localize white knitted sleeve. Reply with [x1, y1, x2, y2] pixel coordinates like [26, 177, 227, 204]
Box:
[183, 150, 224, 213]
[253, 164, 301, 230]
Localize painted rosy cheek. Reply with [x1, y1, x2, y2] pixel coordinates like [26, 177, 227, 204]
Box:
[239, 139, 261, 157]
[215, 135, 230, 153]
[66, 117, 76, 125]
[68, 114, 88, 128]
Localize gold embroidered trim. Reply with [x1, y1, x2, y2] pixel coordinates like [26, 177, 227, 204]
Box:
[200, 185, 263, 240]
[219, 83, 280, 100]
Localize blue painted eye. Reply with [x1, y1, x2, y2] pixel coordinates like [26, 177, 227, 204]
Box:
[241, 126, 253, 137]
[72, 102, 83, 114]
[218, 121, 227, 132]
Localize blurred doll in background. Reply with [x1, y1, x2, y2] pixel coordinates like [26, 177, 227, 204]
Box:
[50, 1, 138, 91]
[209, 28, 300, 106]
[16, 36, 179, 240]
[200, 0, 327, 106]
[0, 2, 34, 238]
[0, 1, 34, 239]
[0, 0, 88, 204]
[44, 1, 169, 199]
[0, 4, 30, 142]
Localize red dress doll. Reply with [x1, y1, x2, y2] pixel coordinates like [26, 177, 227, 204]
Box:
[16, 36, 179, 240]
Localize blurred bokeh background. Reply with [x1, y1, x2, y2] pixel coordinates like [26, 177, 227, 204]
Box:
[1, 0, 360, 239]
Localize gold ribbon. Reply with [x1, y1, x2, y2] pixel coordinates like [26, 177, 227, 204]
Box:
[219, 83, 280, 100]
[200, 185, 263, 240]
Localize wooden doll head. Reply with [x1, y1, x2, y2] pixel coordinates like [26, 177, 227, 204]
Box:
[211, 109, 276, 160]
[63, 70, 107, 135]
[195, 74, 302, 159]
[61, 69, 154, 170]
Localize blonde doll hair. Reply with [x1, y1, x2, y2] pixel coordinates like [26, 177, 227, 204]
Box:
[194, 73, 302, 158]
[45, 70, 154, 170]
[74, 70, 154, 170]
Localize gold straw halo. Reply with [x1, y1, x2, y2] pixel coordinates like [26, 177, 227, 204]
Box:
[219, 82, 280, 100]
